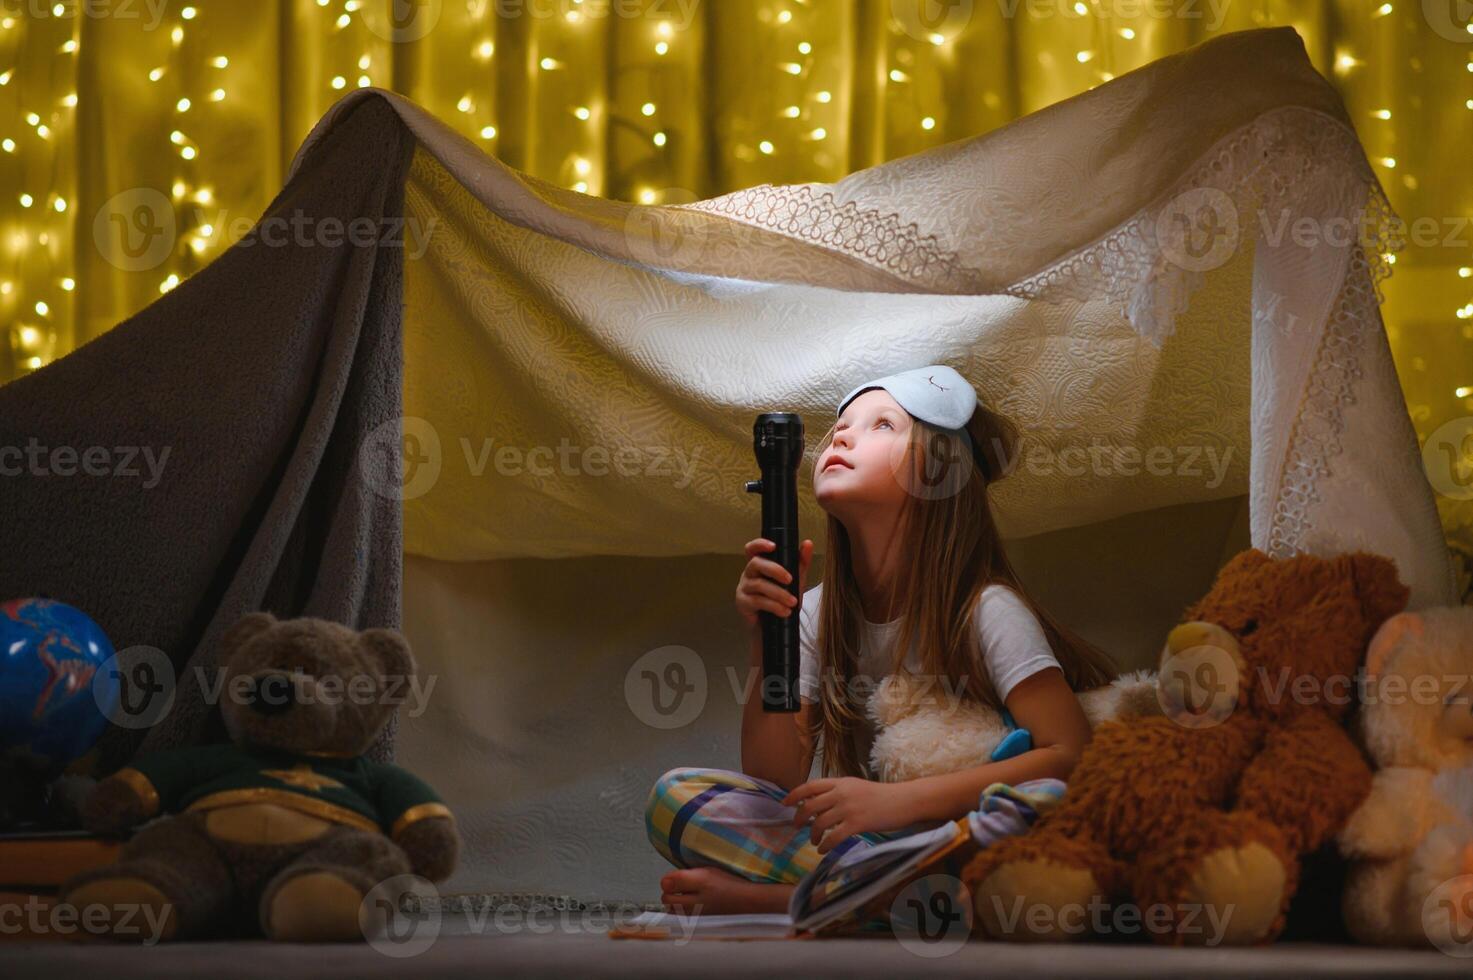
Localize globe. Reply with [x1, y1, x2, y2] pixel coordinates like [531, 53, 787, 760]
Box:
[0, 597, 118, 776]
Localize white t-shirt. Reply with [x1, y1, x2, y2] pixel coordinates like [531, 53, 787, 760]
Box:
[797, 580, 1063, 774]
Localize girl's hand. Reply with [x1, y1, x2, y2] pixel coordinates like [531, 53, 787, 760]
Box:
[782, 777, 915, 853]
[735, 537, 814, 631]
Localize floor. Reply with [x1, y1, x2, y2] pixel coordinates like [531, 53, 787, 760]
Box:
[3, 933, 1467, 979]
[4, 908, 1467, 980]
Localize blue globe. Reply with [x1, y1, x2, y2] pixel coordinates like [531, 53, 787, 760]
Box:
[0, 598, 118, 776]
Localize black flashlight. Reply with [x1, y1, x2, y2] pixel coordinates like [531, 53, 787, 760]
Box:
[744, 412, 804, 712]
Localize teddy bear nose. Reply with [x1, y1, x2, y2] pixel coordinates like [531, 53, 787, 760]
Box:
[247, 672, 296, 715]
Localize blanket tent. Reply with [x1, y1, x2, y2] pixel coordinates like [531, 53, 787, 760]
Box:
[0, 27, 1457, 902]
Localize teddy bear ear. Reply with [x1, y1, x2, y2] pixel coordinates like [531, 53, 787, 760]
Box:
[1344, 552, 1411, 631]
[221, 611, 277, 659]
[1221, 547, 1274, 577]
[1364, 611, 1425, 676]
[359, 627, 415, 680]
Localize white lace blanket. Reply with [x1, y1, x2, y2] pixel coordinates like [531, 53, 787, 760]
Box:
[293, 26, 1455, 610]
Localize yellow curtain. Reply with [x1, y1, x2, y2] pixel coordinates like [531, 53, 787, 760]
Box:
[1, 0, 1470, 575]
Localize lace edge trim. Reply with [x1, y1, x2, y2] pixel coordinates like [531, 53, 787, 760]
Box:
[1264, 243, 1374, 559]
[672, 180, 971, 288]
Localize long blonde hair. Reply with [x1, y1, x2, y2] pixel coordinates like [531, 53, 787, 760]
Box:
[805, 392, 1118, 778]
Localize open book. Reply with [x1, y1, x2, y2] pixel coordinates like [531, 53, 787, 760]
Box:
[609, 814, 979, 941]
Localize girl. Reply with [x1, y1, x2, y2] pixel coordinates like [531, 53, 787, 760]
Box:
[645, 364, 1117, 917]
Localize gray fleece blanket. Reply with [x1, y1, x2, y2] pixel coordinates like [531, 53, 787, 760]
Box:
[0, 96, 413, 776]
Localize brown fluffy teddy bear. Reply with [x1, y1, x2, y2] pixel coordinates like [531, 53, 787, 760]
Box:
[59, 612, 459, 942]
[1338, 605, 1473, 946]
[963, 547, 1410, 946]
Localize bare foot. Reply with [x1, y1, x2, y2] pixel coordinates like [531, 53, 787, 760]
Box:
[659, 866, 796, 915]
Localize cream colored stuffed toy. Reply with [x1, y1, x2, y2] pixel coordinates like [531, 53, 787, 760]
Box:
[1338, 606, 1473, 948]
[866, 668, 1160, 782]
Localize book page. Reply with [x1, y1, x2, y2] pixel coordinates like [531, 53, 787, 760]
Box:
[613, 911, 795, 941]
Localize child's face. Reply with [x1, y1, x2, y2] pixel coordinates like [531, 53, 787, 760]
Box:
[814, 389, 913, 519]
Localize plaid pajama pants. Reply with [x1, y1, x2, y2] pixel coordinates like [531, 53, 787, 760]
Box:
[644, 766, 1061, 887]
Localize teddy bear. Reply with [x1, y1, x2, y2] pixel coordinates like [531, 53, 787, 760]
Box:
[1337, 605, 1473, 947]
[961, 547, 1409, 946]
[59, 612, 459, 943]
[866, 669, 1161, 782]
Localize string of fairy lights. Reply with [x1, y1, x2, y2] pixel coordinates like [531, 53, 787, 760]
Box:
[156, 5, 225, 297]
[1332, 1, 1473, 391]
[1, 0, 1470, 395]
[3, 5, 71, 374]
